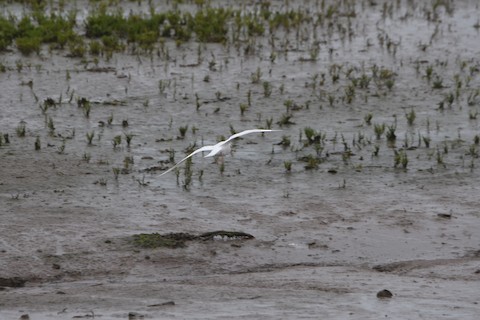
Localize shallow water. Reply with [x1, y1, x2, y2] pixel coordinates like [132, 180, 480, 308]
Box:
[1, 0, 480, 319]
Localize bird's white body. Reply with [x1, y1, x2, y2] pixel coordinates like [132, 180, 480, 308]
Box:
[205, 142, 231, 158]
[159, 129, 280, 176]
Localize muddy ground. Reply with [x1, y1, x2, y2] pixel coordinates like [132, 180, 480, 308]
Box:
[1, 0, 480, 319]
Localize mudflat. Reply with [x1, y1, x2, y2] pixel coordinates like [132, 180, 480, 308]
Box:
[1, 1, 479, 319]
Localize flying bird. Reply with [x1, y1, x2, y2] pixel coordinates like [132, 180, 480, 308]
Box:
[159, 129, 281, 176]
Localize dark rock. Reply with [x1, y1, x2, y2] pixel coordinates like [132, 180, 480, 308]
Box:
[128, 312, 145, 319]
[0, 277, 26, 288]
[147, 301, 175, 307]
[437, 213, 452, 219]
[377, 289, 393, 298]
[198, 230, 254, 240]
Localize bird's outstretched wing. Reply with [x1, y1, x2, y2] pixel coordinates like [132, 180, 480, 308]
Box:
[204, 129, 281, 157]
[159, 145, 214, 176]
[225, 129, 282, 143]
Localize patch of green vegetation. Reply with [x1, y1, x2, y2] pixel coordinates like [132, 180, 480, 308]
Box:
[132, 230, 254, 249]
[85, 10, 129, 38]
[112, 134, 121, 148]
[373, 123, 386, 139]
[16, 123, 26, 137]
[1, 2, 360, 55]
[192, 7, 231, 43]
[364, 113, 373, 125]
[15, 35, 41, 55]
[394, 150, 408, 169]
[301, 154, 320, 170]
[234, 11, 265, 37]
[386, 124, 396, 142]
[406, 108, 416, 126]
[277, 113, 295, 126]
[303, 127, 324, 145]
[33, 11, 77, 46]
[14, 11, 78, 54]
[85, 9, 192, 45]
[269, 9, 309, 31]
[0, 16, 16, 51]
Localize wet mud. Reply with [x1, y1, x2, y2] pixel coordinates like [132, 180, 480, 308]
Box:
[1, 0, 480, 319]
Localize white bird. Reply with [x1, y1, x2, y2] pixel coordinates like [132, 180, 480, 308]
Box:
[159, 129, 281, 176]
